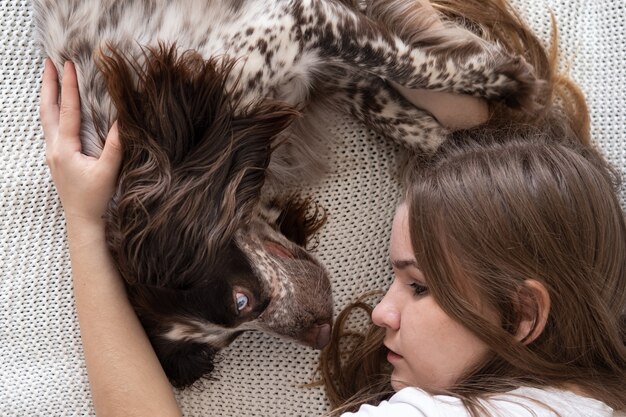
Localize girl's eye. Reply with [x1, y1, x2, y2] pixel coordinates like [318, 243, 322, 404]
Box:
[409, 282, 428, 296]
[235, 293, 249, 311]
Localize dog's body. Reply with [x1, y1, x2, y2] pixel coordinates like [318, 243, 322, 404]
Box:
[34, 0, 538, 387]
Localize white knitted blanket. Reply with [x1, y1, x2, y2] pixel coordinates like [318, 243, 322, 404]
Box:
[1, 0, 624, 416]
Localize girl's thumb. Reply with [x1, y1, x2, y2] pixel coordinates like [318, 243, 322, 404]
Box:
[100, 121, 123, 171]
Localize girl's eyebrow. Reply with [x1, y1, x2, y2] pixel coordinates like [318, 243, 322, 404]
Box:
[390, 258, 419, 269]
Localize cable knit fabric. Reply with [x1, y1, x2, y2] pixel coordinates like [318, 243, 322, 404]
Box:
[0, 0, 624, 416]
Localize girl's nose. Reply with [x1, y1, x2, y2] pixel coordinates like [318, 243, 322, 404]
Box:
[372, 294, 400, 331]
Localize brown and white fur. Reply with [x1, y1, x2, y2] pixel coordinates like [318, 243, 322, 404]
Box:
[33, 0, 539, 388]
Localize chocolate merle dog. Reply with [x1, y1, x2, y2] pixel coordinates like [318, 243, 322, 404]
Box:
[34, 0, 538, 387]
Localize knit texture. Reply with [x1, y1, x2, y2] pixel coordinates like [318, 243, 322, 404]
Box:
[0, 0, 624, 415]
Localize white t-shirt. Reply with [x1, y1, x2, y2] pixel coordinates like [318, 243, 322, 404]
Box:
[341, 386, 620, 417]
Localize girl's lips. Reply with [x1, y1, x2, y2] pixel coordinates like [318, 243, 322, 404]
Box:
[386, 347, 403, 362]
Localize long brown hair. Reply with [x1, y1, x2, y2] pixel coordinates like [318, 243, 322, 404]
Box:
[319, 0, 625, 415]
[412, 132, 625, 404]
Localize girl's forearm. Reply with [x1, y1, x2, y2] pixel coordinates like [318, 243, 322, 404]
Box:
[66, 218, 182, 417]
[391, 82, 490, 131]
[40, 59, 178, 416]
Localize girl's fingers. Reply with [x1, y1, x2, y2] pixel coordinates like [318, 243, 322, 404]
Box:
[100, 121, 123, 173]
[40, 58, 60, 142]
[58, 61, 82, 155]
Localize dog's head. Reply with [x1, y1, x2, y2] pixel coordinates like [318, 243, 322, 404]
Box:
[99, 44, 333, 388]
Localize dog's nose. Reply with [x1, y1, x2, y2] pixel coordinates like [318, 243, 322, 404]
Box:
[302, 322, 332, 349]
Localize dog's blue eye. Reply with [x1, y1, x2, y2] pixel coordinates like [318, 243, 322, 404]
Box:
[236, 293, 248, 311]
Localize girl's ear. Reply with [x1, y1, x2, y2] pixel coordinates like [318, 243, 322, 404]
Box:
[515, 279, 551, 344]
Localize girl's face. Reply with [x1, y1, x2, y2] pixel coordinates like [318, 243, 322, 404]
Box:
[372, 204, 492, 391]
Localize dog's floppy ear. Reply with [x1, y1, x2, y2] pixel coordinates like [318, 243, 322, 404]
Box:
[270, 196, 327, 248]
[98, 43, 301, 287]
[151, 336, 219, 389]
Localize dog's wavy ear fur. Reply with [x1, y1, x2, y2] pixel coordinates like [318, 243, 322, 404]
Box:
[94, 43, 301, 386]
[97, 43, 300, 288]
[150, 334, 219, 389]
[270, 196, 327, 248]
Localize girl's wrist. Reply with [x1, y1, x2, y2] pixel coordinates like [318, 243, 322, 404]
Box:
[65, 215, 108, 248]
[64, 208, 106, 228]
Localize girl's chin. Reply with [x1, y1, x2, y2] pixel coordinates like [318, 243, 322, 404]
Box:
[390, 379, 402, 392]
[389, 373, 411, 392]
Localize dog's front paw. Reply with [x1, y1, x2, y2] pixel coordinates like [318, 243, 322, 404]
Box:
[484, 54, 543, 112]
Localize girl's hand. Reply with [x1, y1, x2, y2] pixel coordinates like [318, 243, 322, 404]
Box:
[392, 82, 490, 131]
[40, 59, 123, 226]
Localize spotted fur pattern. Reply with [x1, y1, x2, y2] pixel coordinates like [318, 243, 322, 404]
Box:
[33, 0, 539, 388]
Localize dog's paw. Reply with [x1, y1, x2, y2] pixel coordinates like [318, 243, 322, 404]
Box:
[484, 54, 543, 112]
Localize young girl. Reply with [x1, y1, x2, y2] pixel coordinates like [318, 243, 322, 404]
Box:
[320, 131, 626, 416]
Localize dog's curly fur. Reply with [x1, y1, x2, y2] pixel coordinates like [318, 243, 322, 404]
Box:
[34, 0, 539, 388]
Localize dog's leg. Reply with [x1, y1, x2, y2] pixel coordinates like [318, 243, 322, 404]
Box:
[295, 0, 538, 110]
[320, 69, 448, 152]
